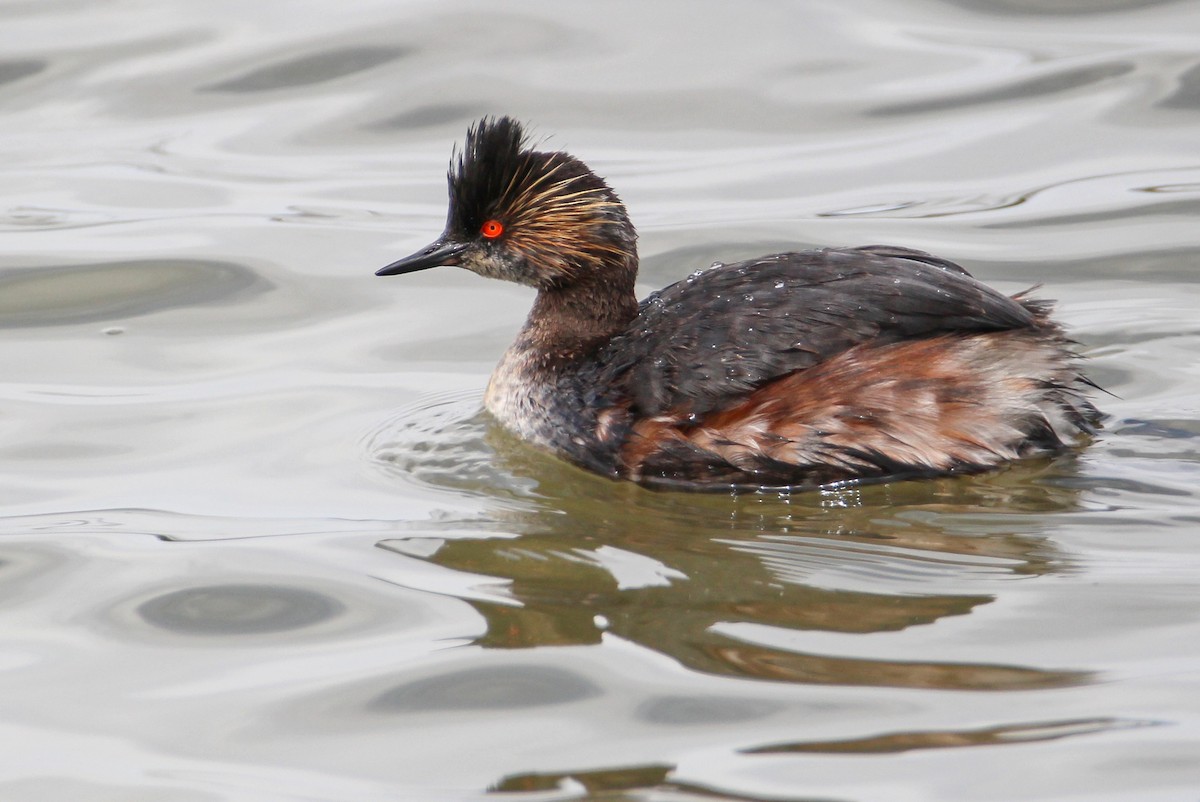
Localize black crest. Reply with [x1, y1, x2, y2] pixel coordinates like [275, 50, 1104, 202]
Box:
[448, 116, 535, 231]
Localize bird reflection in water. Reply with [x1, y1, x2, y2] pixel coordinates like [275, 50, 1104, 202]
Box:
[375, 419, 1094, 693]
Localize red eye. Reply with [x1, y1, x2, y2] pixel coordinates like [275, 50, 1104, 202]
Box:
[480, 219, 504, 239]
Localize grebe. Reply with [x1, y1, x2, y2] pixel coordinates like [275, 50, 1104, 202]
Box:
[377, 117, 1099, 490]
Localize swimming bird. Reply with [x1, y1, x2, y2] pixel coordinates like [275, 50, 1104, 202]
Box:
[377, 117, 1099, 490]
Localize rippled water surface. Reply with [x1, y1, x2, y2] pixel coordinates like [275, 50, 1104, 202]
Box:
[3, 1, 1200, 800]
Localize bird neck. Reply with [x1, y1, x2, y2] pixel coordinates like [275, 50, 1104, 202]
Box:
[521, 253, 639, 363]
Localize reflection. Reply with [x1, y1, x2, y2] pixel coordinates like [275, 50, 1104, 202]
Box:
[367, 102, 478, 131]
[636, 695, 776, 725]
[744, 717, 1153, 754]
[492, 763, 673, 797]
[203, 46, 408, 93]
[820, 165, 1200, 223]
[1108, 418, 1200, 463]
[939, 0, 1175, 14]
[988, 198, 1200, 230]
[137, 583, 343, 635]
[1160, 61, 1200, 111]
[374, 410, 1096, 692]
[693, 644, 1081, 690]
[0, 259, 269, 327]
[371, 665, 601, 713]
[871, 61, 1132, 117]
[0, 542, 75, 606]
[490, 718, 1148, 796]
[0, 206, 117, 230]
[0, 59, 44, 87]
[1115, 418, 1200, 440]
[368, 394, 538, 501]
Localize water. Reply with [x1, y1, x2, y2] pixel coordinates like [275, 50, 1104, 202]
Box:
[2, 0, 1199, 799]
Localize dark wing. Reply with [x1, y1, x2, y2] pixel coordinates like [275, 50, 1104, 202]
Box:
[592, 246, 1039, 418]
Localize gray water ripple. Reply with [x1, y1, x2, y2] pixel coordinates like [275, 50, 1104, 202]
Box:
[0, 259, 269, 328]
[1160, 59, 1200, 110]
[871, 61, 1135, 117]
[0, 59, 45, 87]
[137, 583, 344, 636]
[204, 45, 409, 93]
[371, 664, 602, 713]
[944, 0, 1178, 15]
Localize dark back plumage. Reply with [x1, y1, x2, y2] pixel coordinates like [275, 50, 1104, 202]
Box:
[593, 246, 1042, 418]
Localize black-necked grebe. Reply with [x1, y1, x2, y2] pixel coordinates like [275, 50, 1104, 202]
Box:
[377, 117, 1100, 490]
